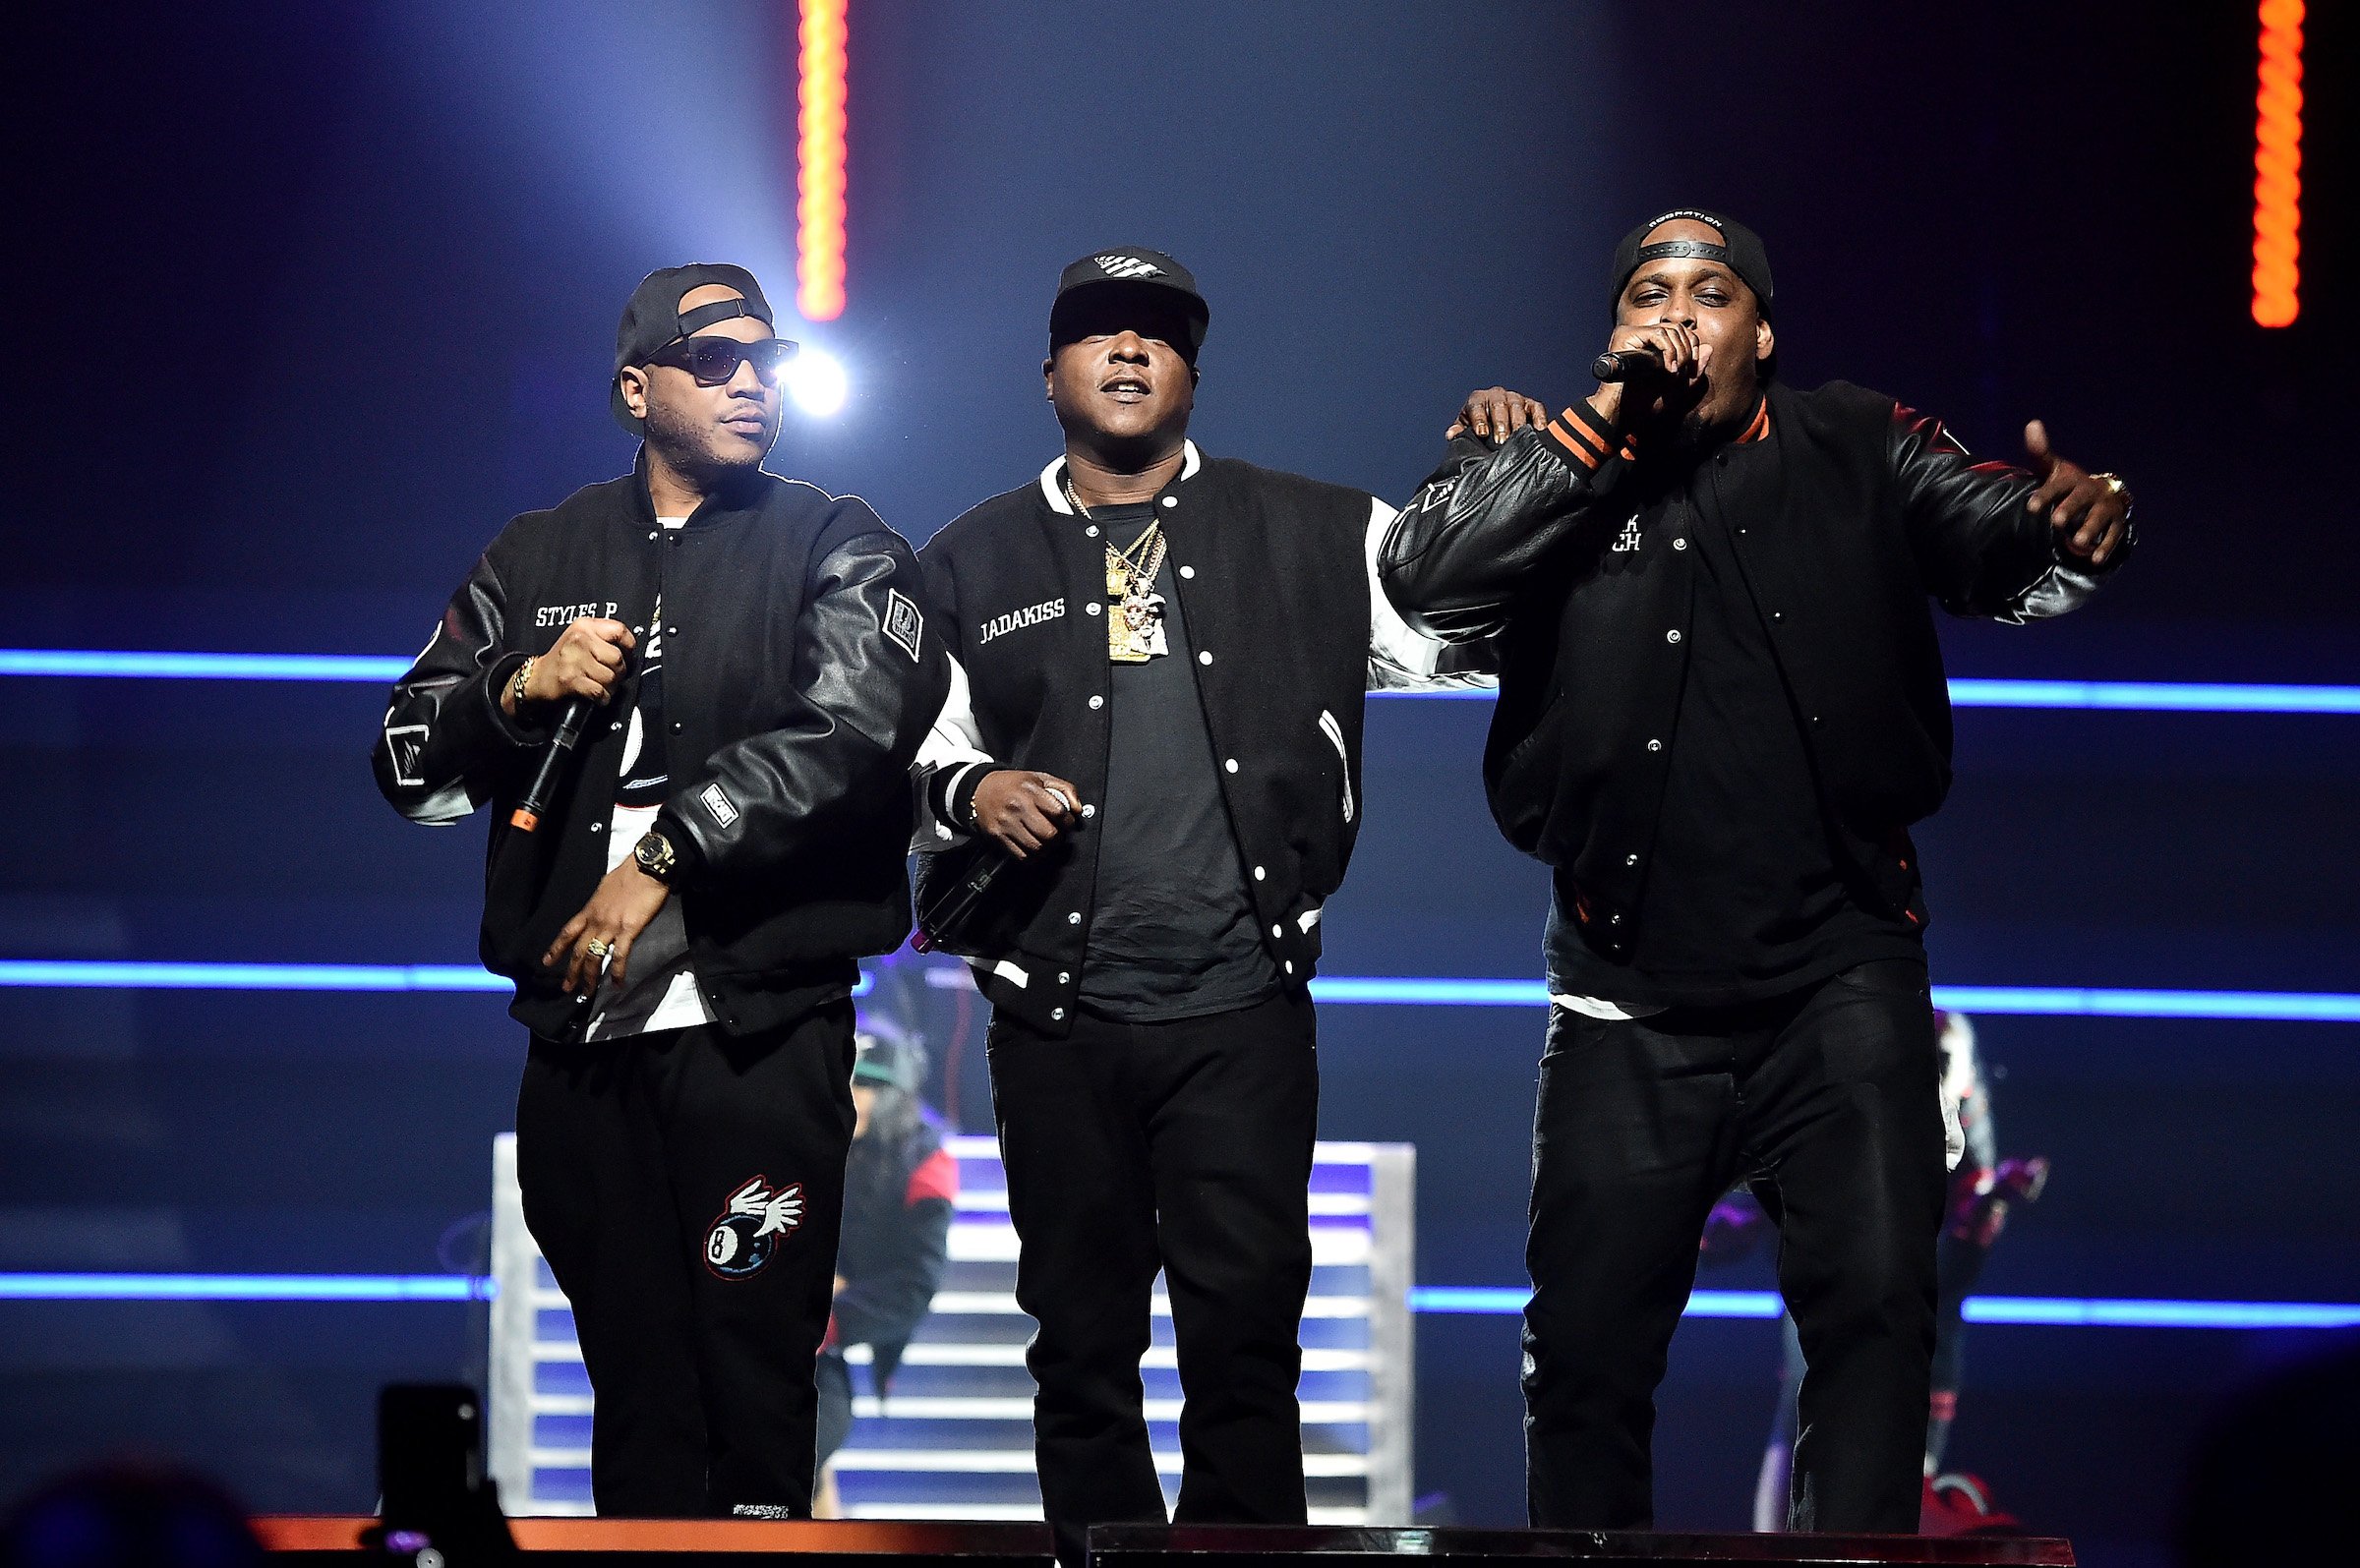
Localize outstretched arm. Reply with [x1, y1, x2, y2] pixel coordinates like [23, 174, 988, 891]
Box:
[1895, 410, 2135, 622]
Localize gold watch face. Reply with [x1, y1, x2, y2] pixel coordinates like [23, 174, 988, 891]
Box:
[636, 835, 673, 876]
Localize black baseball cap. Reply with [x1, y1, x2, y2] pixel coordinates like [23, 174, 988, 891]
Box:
[1049, 248, 1210, 362]
[1609, 208, 1774, 321]
[611, 262, 780, 435]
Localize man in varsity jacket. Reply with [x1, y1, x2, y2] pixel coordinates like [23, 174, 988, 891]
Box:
[1380, 209, 2135, 1535]
[912, 249, 1486, 1561]
[373, 264, 947, 1518]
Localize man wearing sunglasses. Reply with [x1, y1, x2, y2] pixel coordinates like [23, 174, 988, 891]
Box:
[374, 263, 947, 1518]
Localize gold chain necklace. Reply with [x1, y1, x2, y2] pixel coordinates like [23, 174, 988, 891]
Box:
[1065, 473, 1169, 664]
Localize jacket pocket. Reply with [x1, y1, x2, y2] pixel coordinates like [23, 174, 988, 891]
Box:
[1317, 709, 1355, 825]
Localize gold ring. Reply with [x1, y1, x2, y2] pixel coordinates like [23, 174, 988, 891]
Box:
[585, 938, 612, 958]
[2094, 472, 2126, 494]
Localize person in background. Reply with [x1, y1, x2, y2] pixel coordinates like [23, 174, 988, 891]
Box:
[813, 1021, 960, 1516]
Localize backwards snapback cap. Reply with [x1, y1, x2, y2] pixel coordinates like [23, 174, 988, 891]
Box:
[1609, 208, 1774, 320]
[1049, 248, 1210, 362]
[853, 1025, 925, 1094]
[611, 262, 778, 435]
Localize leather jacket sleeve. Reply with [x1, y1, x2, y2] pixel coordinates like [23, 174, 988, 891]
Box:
[373, 535, 548, 825]
[1379, 403, 1631, 644]
[1890, 403, 2132, 623]
[658, 508, 952, 887]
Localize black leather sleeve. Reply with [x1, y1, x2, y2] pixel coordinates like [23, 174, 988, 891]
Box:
[1379, 409, 1627, 644]
[1890, 403, 2130, 623]
[659, 506, 953, 886]
[372, 536, 547, 825]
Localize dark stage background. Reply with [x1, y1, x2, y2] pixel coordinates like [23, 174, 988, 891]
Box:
[4, 5, 2356, 1565]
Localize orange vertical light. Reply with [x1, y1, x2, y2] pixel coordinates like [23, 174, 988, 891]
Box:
[2251, 0, 2303, 327]
[797, 0, 849, 321]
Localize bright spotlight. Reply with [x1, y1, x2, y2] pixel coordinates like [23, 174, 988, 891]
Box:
[787, 347, 848, 418]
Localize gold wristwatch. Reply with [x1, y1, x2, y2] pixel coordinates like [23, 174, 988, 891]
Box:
[633, 829, 679, 885]
[508, 656, 537, 710]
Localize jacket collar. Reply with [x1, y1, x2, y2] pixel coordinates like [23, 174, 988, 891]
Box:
[1038, 439, 1203, 514]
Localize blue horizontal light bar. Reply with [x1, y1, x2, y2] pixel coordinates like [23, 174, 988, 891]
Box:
[0, 650, 409, 682]
[5, 651, 2356, 714]
[0, 1273, 494, 1302]
[1309, 976, 2360, 1022]
[1407, 1287, 2360, 1330]
[0, 960, 874, 997]
[1371, 678, 2360, 714]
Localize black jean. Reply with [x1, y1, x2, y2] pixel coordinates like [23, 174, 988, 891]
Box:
[1523, 958, 1945, 1533]
[988, 990, 1319, 1565]
[515, 1005, 856, 1518]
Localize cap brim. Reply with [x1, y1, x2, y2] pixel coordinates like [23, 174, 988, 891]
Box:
[1050, 277, 1210, 350]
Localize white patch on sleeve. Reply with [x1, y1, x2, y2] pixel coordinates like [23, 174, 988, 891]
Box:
[384, 725, 429, 787]
[699, 782, 740, 827]
[883, 588, 924, 662]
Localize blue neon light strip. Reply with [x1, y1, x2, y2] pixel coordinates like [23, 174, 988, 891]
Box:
[1307, 975, 2360, 1022]
[0, 960, 873, 997]
[5, 651, 2357, 715]
[6, 1273, 2346, 1327]
[0, 1273, 494, 1302]
[0, 650, 410, 682]
[1373, 678, 2360, 714]
[1406, 1286, 2360, 1330]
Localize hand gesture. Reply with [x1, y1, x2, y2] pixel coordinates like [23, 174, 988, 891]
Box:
[2022, 421, 2132, 567]
[1447, 387, 1550, 444]
[514, 617, 636, 712]
[972, 770, 1084, 859]
[544, 855, 672, 997]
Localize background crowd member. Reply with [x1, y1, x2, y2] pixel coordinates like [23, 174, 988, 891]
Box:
[374, 264, 948, 1519]
[813, 1022, 960, 1515]
[911, 248, 1488, 1563]
[1381, 207, 2133, 1534]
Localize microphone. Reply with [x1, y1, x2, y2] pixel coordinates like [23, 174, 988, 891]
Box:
[509, 697, 594, 833]
[912, 785, 1075, 953]
[1591, 346, 1664, 382]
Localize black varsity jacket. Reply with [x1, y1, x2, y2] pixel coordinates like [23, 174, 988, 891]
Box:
[1379, 379, 2131, 958]
[373, 455, 950, 1039]
[912, 441, 1491, 1034]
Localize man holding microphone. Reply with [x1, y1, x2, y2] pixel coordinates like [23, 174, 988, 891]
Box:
[375, 263, 946, 1517]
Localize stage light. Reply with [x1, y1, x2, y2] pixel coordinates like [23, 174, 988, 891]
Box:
[786, 345, 849, 417]
[796, 0, 849, 321]
[2252, 0, 2303, 326]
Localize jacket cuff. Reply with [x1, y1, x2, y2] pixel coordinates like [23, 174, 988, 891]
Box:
[931, 762, 992, 833]
[483, 650, 554, 747]
[1537, 399, 1634, 477]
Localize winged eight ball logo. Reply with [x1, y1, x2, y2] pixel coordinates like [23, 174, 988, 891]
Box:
[704, 1175, 804, 1278]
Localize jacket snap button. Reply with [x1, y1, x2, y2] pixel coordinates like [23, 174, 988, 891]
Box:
[1199, 650, 1212, 665]
[1058, 971, 1071, 984]
[1081, 803, 1096, 819]
[672, 723, 682, 732]
[1673, 539, 1688, 551]
[1271, 924, 1283, 939]
[646, 531, 657, 541]
[1625, 853, 1638, 865]
[590, 823, 603, 835]
[1086, 526, 1099, 538]
[1666, 629, 1682, 643]
[1179, 565, 1195, 579]
[1089, 695, 1103, 710]
[1646, 738, 1663, 752]
[1284, 960, 1295, 975]
[1254, 866, 1266, 881]
[1052, 1007, 1066, 1020]
[1067, 912, 1082, 925]
[1086, 602, 1102, 617]
[1610, 913, 1623, 925]
[1160, 496, 1177, 508]
[667, 626, 678, 636]
[611, 722, 622, 732]
[1772, 611, 1784, 620]
[1224, 759, 1238, 773]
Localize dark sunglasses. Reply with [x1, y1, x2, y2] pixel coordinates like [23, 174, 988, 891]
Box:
[647, 334, 798, 386]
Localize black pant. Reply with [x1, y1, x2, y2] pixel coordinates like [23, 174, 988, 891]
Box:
[1524, 958, 1945, 1533]
[515, 1006, 856, 1518]
[989, 991, 1318, 1564]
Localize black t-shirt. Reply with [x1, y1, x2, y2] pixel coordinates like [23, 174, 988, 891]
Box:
[1548, 480, 1920, 1008]
[1079, 502, 1281, 1021]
